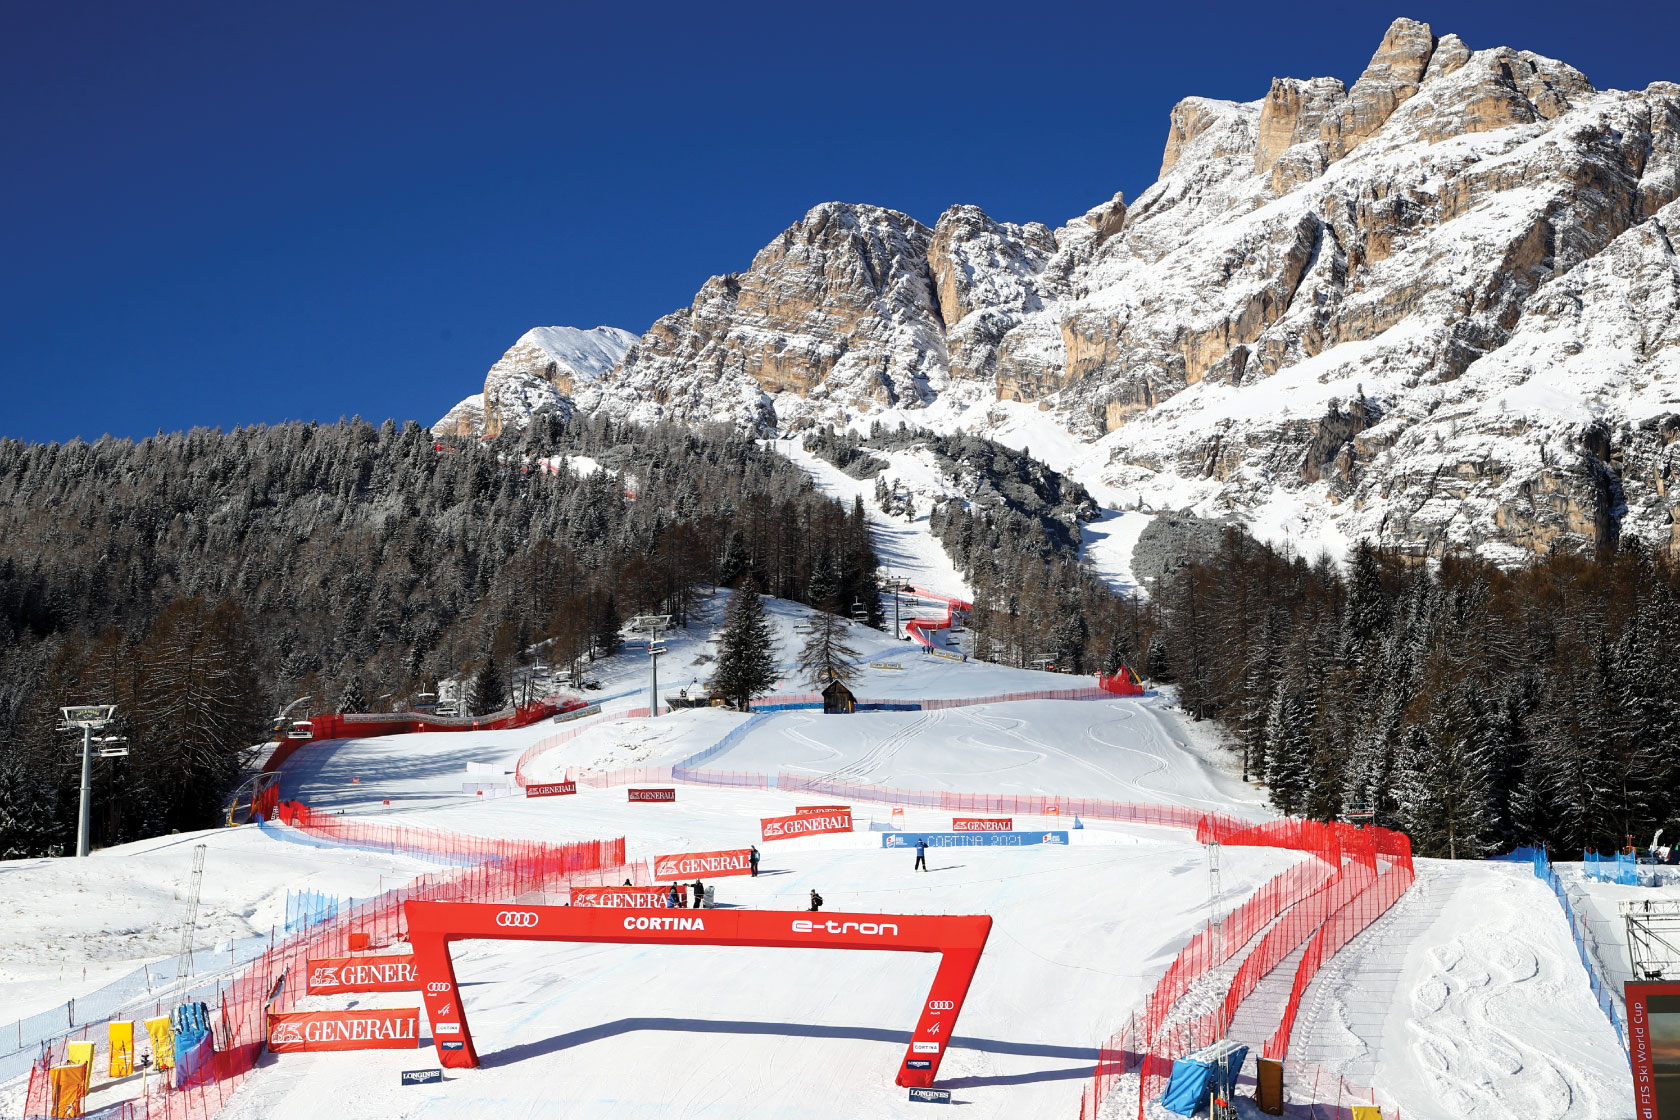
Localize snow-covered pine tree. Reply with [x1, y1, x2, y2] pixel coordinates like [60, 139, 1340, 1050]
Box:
[708, 585, 779, 710]
[337, 678, 368, 714]
[1264, 682, 1313, 817]
[1393, 685, 1493, 859]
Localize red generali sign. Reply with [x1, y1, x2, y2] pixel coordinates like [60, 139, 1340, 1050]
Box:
[1626, 980, 1680, 1120]
[796, 805, 850, 813]
[652, 848, 753, 880]
[761, 809, 853, 841]
[953, 817, 1013, 832]
[267, 1008, 419, 1052]
[526, 781, 577, 798]
[572, 885, 684, 907]
[628, 788, 675, 802]
[306, 953, 418, 994]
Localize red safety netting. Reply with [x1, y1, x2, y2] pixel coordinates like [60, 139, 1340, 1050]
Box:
[1263, 837, 1415, 1061]
[21, 805, 628, 1120]
[1085, 817, 1415, 1120]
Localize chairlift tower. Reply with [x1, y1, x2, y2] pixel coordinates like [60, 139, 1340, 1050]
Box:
[174, 844, 208, 983]
[1206, 838, 1224, 961]
[628, 615, 673, 717]
[58, 705, 120, 858]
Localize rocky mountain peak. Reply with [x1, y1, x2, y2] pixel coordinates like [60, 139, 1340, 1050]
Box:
[441, 18, 1680, 565]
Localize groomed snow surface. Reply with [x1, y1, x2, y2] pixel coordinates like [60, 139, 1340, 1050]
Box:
[0, 596, 1646, 1119]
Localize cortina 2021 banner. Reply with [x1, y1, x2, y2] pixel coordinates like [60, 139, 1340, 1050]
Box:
[760, 809, 852, 841]
[652, 849, 753, 880]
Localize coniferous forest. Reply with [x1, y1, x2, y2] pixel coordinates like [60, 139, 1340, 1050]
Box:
[0, 415, 882, 855]
[1150, 534, 1680, 860]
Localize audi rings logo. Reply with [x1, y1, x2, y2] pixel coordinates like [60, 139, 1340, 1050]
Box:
[928, 1000, 954, 1011]
[426, 982, 452, 993]
[496, 911, 539, 928]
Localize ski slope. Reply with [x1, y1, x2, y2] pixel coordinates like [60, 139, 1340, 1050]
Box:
[1, 598, 1646, 1119]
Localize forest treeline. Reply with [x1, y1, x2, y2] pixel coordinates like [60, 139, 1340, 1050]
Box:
[1151, 533, 1680, 859]
[0, 415, 881, 856]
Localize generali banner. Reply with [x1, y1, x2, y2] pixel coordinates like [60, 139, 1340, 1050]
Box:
[306, 953, 418, 994]
[628, 788, 676, 802]
[571, 885, 685, 907]
[267, 1008, 419, 1052]
[953, 817, 1013, 832]
[796, 805, 850, 814]
[761, 809, 853, 841]
[652, 848, 753, 881]
[526, 781, 577, 798]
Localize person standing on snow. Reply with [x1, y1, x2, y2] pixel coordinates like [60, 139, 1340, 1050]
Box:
[914, 837, 928, 872]
[809, 890, 823, 912]
[749, 845, 760, 876]
[691, 879, 705, 908]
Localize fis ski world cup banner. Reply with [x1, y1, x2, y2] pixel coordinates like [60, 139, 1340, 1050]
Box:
[267, 1008, 420, 1052]
[525, 781, 577, 798]
[629, 788, 676, 802]
[884, 831, 1068, 849]
[761, 808, 853, 841]
[953, 817, 1013, 832]
[307, 953, 419, 995]
[571, 885, 685, 907]
[652, 848, 753, 881]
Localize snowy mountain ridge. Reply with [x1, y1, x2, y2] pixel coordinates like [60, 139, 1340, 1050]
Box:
[437, 18, 1680, 563]
[434, 325, 637, 437]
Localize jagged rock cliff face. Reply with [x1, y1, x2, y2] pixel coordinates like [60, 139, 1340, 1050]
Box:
[447, 18, 1680, 561]
[436, 326, 637, 438]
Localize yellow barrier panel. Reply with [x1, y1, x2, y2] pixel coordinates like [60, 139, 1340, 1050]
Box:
[1351, 1108, 1384, 1120]
[65, 1041, 94, 1070]
[144, 1016, 175, 1070]
[48, 1063, 87, 1118]
[108, 1021, 134, 1077]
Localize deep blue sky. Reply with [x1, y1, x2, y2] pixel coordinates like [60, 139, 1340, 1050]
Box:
[5, 1, 1677, 443]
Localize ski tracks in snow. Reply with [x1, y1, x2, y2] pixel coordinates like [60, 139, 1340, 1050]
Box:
[1400, 871, 1612, 1120]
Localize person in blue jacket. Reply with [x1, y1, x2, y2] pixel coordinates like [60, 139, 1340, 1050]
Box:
[749, 845, 760, 876]
[667, 883, 681, 908]
[914, 837, 928, 872]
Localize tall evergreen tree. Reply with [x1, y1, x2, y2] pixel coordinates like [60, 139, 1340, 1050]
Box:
[709, 586, 779, 710]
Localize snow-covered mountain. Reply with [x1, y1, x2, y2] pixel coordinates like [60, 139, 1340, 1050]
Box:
[438, 18, 1680, 562]
[435, 325, 637, 437]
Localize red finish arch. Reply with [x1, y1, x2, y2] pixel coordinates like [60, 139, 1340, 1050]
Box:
[403, 900, 992, 1088]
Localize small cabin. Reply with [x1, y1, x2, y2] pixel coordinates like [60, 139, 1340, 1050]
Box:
[822, 680, 857, 715]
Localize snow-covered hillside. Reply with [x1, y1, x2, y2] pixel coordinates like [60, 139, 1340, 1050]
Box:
[2, 595, 1653, 1120]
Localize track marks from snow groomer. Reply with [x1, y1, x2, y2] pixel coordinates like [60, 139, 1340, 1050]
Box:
[1405, 878, 1598, 1120]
